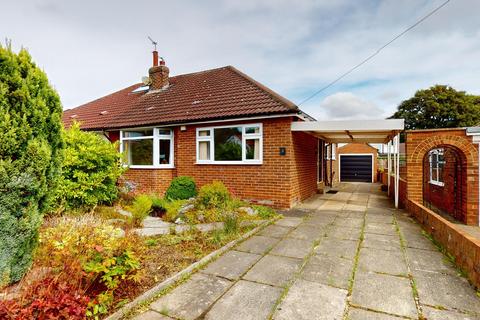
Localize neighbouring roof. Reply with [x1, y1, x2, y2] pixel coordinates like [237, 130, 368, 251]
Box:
[63, 66, 301, 130]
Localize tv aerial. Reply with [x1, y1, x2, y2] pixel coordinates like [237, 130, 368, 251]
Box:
[148, 36, 158, 51]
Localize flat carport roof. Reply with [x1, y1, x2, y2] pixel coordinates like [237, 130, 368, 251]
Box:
[291, 119, 404, 144]
[291, 118, 405, 208]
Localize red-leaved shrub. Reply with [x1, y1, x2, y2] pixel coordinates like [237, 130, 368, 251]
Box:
[0, 276, 89, 320]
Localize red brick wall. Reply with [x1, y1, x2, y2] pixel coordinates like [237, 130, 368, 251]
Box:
[406, 129, 479, 225]
[123, 169, 174, 195]
[290, 131, 319, 205]
[407, 200, 480, 288]
[119, 117, 318, 208]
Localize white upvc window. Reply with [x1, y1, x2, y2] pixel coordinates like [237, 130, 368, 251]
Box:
[120, 128, 174, 169]
[429, 148, 445, 186]
[196, 123, 262, 165]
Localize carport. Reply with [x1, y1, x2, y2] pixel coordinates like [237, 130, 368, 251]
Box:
[291, 119, 404, 208]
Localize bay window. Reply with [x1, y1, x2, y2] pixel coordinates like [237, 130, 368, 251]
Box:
[429, 148, 444, 186]
[196, 124, 262, 164]
[120, 128, 174, 168]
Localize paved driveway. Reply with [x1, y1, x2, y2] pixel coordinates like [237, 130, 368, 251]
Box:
[132, 183, 480, 320]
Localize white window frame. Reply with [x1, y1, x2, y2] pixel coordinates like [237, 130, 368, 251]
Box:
[196, 123, 263, 165]
[429, 148, 445, 186]
[120, 127, 174, 169]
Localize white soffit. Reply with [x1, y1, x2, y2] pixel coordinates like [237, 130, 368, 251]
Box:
[291, 119, 404, 143]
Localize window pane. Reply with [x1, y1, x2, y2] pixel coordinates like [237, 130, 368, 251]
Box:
[246, 138, 260, 160]
[431, 167, 438, 181]
[124, 139, 153, 165]
[438, 161, 444, 182]
[214, 127, 242, 161]
[158, 129, 171, 135]
[245, 126, 260, 134]
[198, 130, 210, 137]
[159, 139, 171, 165]
[123, 129, 153, 138]
[198, 141, 210, 160]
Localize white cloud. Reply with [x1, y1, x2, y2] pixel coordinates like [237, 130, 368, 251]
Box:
[315, 92, 385, 120]
[0, 0, 479, 114]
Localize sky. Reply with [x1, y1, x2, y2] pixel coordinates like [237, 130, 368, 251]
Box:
[1, 0, 479, 121]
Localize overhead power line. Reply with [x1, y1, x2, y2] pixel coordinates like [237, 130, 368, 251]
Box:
[297, 0, 451, 106]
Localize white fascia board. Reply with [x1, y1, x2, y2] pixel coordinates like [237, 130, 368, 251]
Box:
[291, 119, 404, 132]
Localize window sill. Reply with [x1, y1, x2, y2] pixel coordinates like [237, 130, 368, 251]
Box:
[125, 165, 175, 170]
[195, 161, 262, 165]
[429, 180, 444, 187]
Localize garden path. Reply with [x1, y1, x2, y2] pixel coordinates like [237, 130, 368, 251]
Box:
[131, 183, 480, 320]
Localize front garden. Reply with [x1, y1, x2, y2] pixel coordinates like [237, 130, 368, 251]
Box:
[0, 116, 275, 320]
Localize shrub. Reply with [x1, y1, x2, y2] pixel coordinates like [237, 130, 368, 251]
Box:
[35, 214, 145, 317]
[196, 181, 231, 210]
[55, 122, 125, 211]
[165, 176, 197, 200]
[0, 44, 64, 284]
[128, 195, 152, 227]
[0, 276, 90, 320]
[163, 199, 188, 222]
[253, 205, 277, 219]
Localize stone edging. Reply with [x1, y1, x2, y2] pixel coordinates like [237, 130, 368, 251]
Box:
[105, 219, 275, 320]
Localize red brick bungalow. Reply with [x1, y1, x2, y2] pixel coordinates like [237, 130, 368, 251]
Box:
[63, 54, 319, 208]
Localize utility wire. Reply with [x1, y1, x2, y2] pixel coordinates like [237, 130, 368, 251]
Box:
[297, 0, 451, 106]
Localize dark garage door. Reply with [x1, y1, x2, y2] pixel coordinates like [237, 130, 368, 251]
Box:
[340, 155, 372, 182]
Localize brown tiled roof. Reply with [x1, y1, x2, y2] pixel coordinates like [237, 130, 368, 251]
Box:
[63, 66, 300, 130]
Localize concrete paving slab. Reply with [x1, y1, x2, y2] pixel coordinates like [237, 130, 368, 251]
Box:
[319, 200, 345, 211]
[344, 203, 367, 212]
[270, 238, 313, 259]
[131, 311, 173, 320]
[287, 224, 323, 241]
[326, 225, 362, 241]
[402, 233, 438, 251]
[303, 216, 335, 227]
[347, 307, 400, 320]
[275, 217, 304, 228]
[201, 250, 261, 280]
[204, 280, 282, 320]
[150, 273, 232, 320]
[333, 217, 364, 228]
[364, 222, 397, 236]
[235, 235, 280, 255]
[258, 225, 293, 238]
[406, 247, 456, 275]
[302, 255, 353, 289]
[351, 271, 417, 318]
[365, 214, 394, 225]
[357, 247, 407, 276]
[316, 238, 358, 260]
[273, 279, 347, 320]
[422, 305, 480, 320]
[243, 254, 302, 287]
[362, 233, 401, 251]
[414, 271, 480, 314]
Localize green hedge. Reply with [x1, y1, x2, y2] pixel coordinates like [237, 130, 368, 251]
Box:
[0, 44, 64, 284]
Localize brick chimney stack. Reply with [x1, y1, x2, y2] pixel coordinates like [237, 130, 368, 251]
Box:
[149, 51, 169, 90]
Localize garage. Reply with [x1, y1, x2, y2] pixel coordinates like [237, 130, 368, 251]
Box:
[339, 154, 373, 182]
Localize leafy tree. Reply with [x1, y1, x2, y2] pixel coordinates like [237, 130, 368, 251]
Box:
[55, 123, 125, 210]
[0, 43, 64, 284]
[390, 85, 480, 130]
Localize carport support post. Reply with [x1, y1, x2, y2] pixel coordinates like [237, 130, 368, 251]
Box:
[394, 133, 400, 209]
[387, 141, 391, 196]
